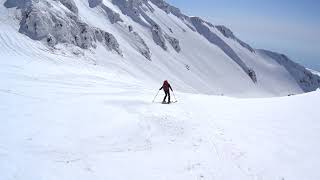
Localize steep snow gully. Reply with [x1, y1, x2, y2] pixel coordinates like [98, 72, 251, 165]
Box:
[1, 1, 320, 180]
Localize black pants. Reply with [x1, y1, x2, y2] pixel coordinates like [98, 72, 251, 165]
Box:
[163, 90, 170, 103]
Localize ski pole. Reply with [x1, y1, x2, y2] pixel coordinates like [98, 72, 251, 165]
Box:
[152, 90, 160, 103]
[172, 91, 178, 102]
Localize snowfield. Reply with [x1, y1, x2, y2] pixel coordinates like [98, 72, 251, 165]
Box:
[1, 0, 320, 180]
[1, 49, 320, 180]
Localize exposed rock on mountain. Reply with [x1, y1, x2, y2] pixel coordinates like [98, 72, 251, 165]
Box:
[17, 0, 122, 54]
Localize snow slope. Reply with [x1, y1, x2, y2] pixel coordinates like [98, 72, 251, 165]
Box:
[1, 0, 319, 97]
[1, 42, 320, 180]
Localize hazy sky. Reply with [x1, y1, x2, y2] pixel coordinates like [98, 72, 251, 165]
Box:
[167, 0, 320, 70]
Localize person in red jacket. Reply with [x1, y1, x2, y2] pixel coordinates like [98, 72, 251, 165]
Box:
[159, 80, 173, 104]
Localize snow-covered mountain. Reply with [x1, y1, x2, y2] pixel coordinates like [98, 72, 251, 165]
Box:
[1, 0, 319, 97]
[2, 1, 320, 180]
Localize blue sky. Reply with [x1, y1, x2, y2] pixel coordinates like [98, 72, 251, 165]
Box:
[167, 0, 320, 70]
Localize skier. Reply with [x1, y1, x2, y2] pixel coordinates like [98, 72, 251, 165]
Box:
[159, 80, 173, 104]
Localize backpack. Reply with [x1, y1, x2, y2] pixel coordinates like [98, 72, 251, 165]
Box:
[163, 80, 170, 91]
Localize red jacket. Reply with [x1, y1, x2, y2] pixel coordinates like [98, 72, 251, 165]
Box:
[160, 80, 173, 91]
